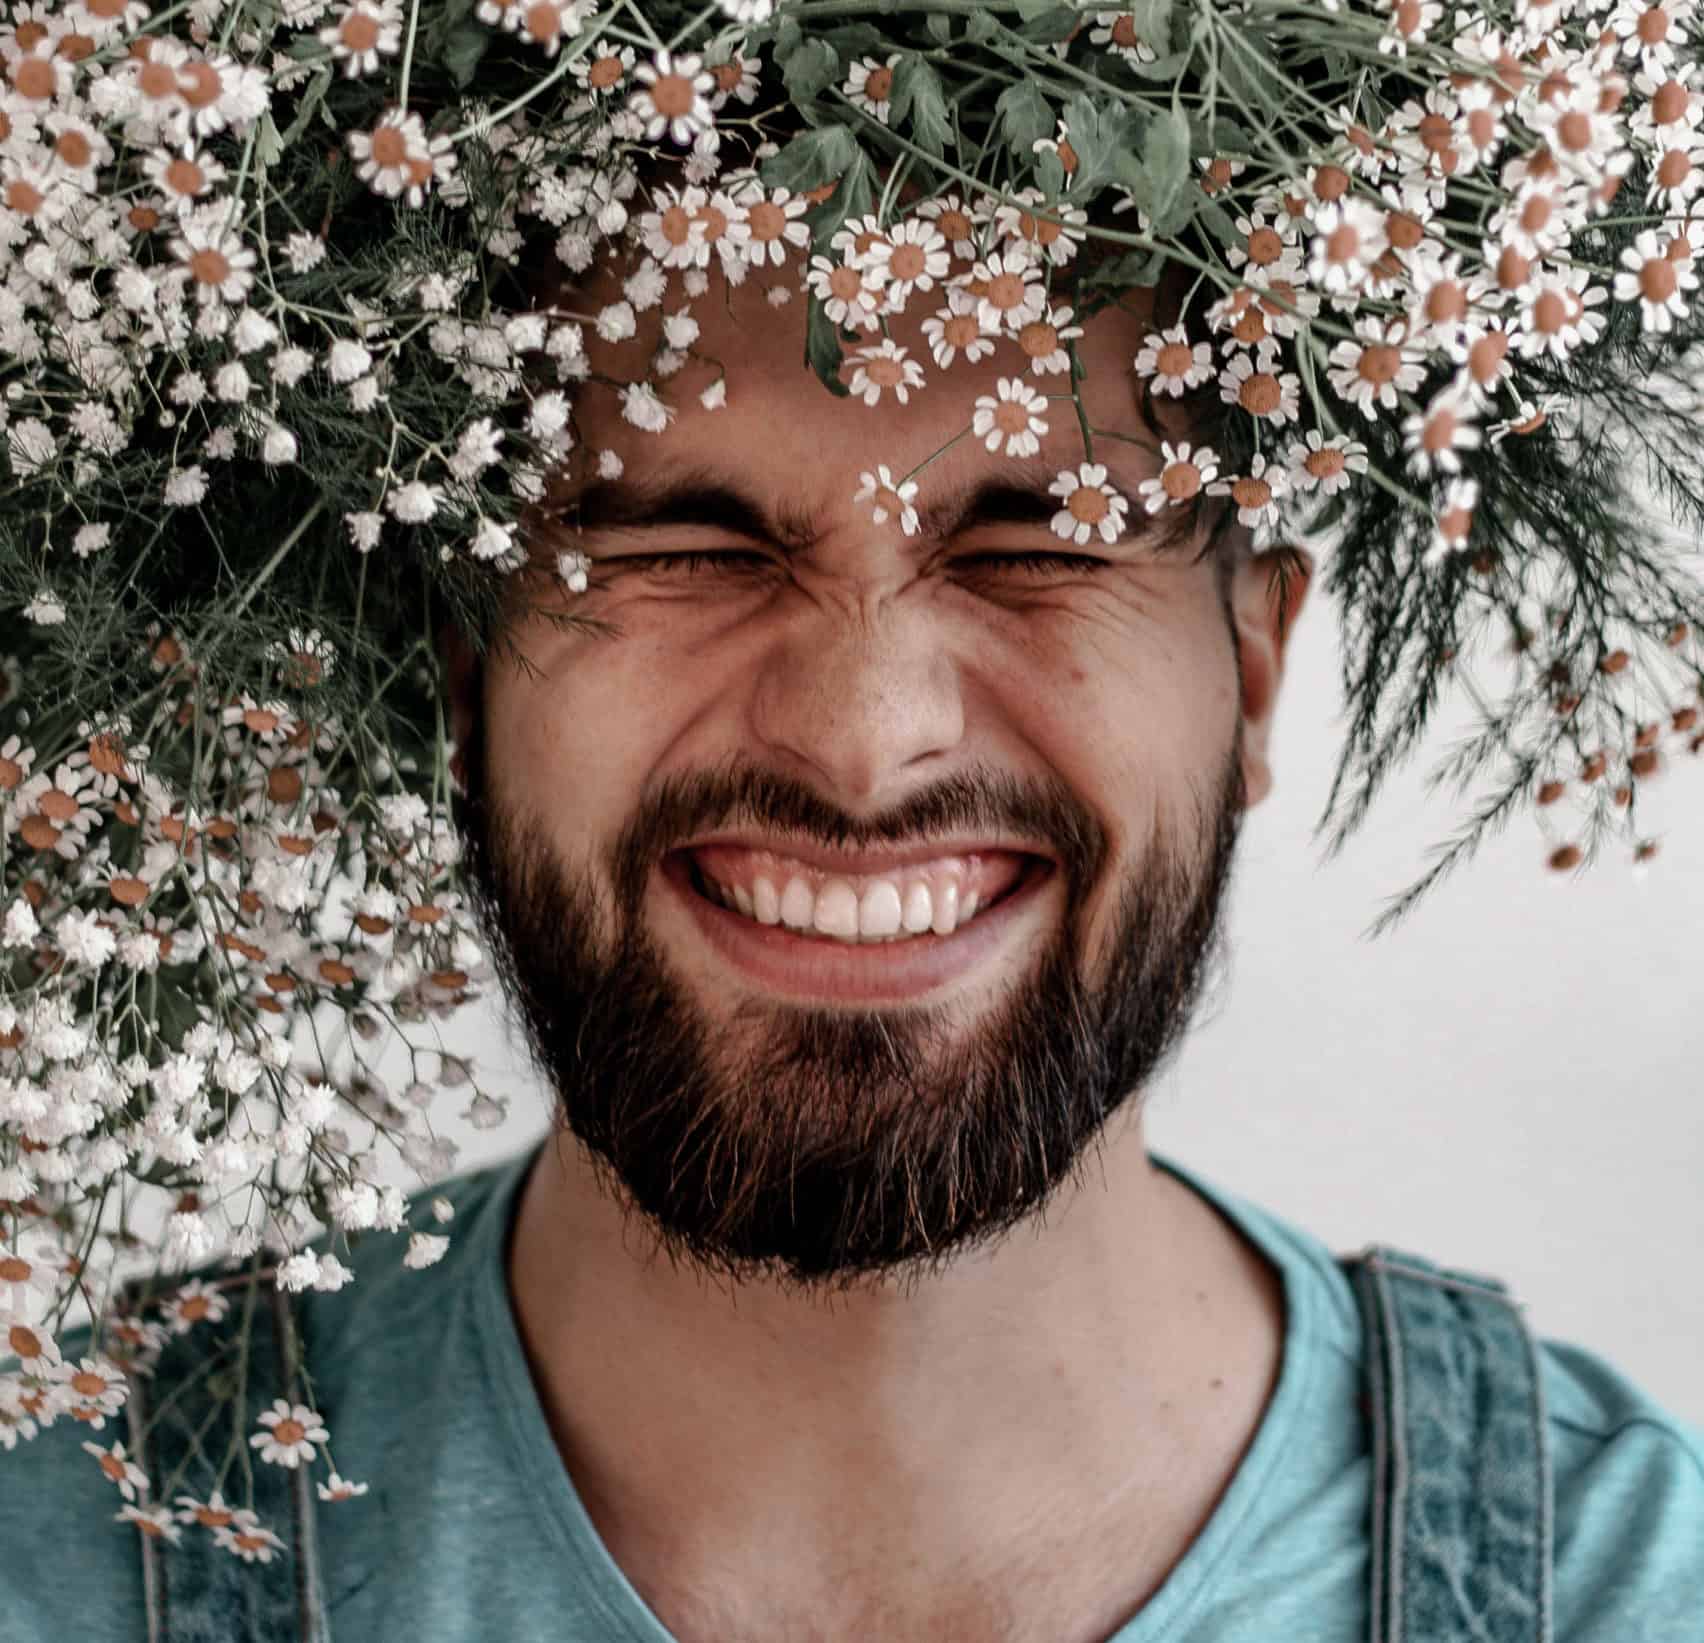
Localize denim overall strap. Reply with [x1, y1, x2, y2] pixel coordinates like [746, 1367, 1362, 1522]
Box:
[115, 1268, 328, 1643]
[1342, 1245, 1554, 1643]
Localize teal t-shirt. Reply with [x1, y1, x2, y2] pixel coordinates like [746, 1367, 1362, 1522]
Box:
[5, 1141, 1703, 1640]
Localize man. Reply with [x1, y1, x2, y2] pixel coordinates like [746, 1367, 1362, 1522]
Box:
[6, 220, 1704, 1643]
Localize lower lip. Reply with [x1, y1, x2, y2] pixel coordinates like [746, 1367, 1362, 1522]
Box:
[660, 852, 1055, 1003]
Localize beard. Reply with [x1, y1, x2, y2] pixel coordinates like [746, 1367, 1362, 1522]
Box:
[455, 678, 1248, 1304]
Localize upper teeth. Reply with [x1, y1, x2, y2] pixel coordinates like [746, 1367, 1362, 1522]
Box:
[702, 871, 987, 943]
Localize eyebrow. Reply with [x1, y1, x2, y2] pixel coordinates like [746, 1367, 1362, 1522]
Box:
[546, 459, 1203, 558]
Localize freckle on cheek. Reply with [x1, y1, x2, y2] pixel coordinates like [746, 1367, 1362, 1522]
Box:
[1069, 667, 1089, 687]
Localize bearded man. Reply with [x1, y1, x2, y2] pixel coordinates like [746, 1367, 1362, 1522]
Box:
[5, 158, 1703, 1643]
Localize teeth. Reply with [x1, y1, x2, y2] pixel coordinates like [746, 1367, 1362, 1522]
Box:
[704, 870, 998, 943]
[858, 881, 902, 938]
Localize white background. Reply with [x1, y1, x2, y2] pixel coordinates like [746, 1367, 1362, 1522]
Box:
[377, 541, 1704, 1427]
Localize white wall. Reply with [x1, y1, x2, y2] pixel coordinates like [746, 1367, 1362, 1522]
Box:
[390, 550, 1704, 1427]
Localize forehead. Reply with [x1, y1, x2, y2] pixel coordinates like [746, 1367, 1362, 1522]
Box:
[536, 255, 1177, 510]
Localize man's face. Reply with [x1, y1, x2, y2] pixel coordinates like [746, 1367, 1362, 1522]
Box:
[448, 257, 1307, 1300]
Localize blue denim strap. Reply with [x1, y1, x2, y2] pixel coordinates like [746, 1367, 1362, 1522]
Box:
[116, 1268, 328, 1643]
[1342, 1246, 1554, 1643]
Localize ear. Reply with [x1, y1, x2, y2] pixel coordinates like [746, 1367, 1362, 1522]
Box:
[1229, 543, 1314, 812]
[439, 622, 480, 793]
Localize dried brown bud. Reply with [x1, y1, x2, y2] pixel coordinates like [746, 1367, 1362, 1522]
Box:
[1536, 780, 1567, 805]
[1548, 844, 1583, 871]
[1600, 649, 1631, 674]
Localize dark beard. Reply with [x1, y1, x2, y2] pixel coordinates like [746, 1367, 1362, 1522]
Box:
[454, 679, 1248, 1303]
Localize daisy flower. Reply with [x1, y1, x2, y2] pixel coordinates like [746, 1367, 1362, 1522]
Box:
[1425, 478, 1479, 566]
[1208, 454, 1291, 530]
[846, 339, 925, 407]
[1089, 11, 1159, 62]
[706, 51, 761, 111]
[915, 192, 984, 259]
[1138, 442, 1220, 514]
[853, 466, 921, 535]
[569, 41, 636, 94]
[1402, 386, 1483, 476]
[116, 1504, 182, 1544]
[845, 54, 900, 124]
[921, 292, 995, 368]
[319, 0, 403, 77]
[1328, 319, 1425, 416]
[804, 255, 882, 330]
[3, 1308, 62, 1373]
[52, 1356, 132, 1429]
[83, 1439, 149, 1502]
[1291, 430, 1370, 495]
[966, 248, 1046, 334]
[0, 1239, 59, 1315]
[630, 49, 716, 146]
[168, 220, 257, 307]
[1133, 325, 1213, 396]
[868, 217, 950, 308]
[1307, 198, 1389, 294]
[1613, 228, 1699, 330]
[992, 188, 1088, 267]
[1516, 266, 1608, 360]
[175, 1489, 240, 1529]
[1219, 350, 1301, 424]
[214, 1507, 288, 1564]
[1012, 304, 1083, 376]
[317, 1472, 371, 1502]
[250, 1399, 330, 1469]
[729, 184, 809, 267]
[972, 378, 1050, 458]
[159, 1278, 230, 1336]
[1050, 463, 1130, 545]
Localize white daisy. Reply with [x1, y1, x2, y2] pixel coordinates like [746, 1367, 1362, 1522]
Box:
[972, 378, 1050, 458]
[1049, 463, 1130, 545]
[249, 1399, 329, 1469]
[852, 466, 921, 535]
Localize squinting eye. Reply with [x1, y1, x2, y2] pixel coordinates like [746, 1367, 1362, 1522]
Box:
[604, 550, 776, 575]
[954, 552, 1110, 575]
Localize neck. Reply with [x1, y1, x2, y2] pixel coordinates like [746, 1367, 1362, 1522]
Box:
[504, 1119, 1286, 1634]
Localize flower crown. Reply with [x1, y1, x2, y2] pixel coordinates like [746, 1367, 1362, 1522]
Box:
[3, 0, 1704, 1556]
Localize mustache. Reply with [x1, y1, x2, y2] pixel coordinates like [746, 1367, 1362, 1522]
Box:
[608, 757, 1111, 917]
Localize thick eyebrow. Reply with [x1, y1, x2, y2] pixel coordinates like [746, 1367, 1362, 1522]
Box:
[548, 459, 1202, 556]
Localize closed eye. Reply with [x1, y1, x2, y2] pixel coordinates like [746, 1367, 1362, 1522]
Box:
[598, 550, 1111, 576]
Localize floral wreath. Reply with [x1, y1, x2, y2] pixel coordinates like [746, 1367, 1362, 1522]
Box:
[2, 0, 1704, 1563]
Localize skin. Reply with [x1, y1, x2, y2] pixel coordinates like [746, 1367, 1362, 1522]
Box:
[441, 251, 1314, 1639]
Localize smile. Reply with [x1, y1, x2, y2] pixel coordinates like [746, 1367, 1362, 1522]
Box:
[661, 846, 1056, 1003]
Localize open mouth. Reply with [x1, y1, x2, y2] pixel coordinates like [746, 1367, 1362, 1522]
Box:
[671, 848, 1051, 945]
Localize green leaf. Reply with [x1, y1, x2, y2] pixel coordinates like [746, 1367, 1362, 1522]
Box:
[965, 7, 1000, 44]
[773, 11, 803, 60]
[254, 111, 284, 171]
[1015, 5, 1080, 43]
[804, 296, 849, 395]
[279, 69, 332, 148]
[1131, 0, 1173, 54]
[924, 12, 954, 43]
[442, 19, 491, 90]
[821, 23, 887, 56]
[781, 36, 840, 102]
[1059, 92, 1115, 189]
[891, 55, 952, 157]
[1145, 104, 1192, 233]
[760, 123, 860, 193]
[996, 80, 1052, 157]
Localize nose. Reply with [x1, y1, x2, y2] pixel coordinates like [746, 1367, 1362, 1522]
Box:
[745, 584, 967, 805]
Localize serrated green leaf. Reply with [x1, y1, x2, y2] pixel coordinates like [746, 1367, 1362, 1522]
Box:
[925, 12, 954, 43]
[1145, 104, 1192, 233]
[255, 111, 284, 171]
[773, 12, 803, 59]
[782, 35, 840, 102]
[996, 80, 1052, 157]
[1131, 0, 1172, 54]
[760, 123, 860, 193]
[821, 23, 887, 56]
[442, 19, 491, 90]
[891, 55, 951, 158]
[965, 7, 1000, 44]
[1015, 5, 1080, 43]
[805, 296, 850, 395]
[280, 69, 332, 148]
